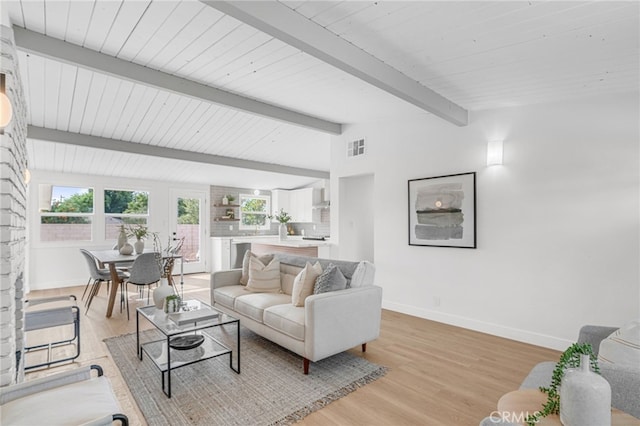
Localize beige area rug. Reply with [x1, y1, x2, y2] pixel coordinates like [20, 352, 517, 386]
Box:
[105, 326, 387, 426]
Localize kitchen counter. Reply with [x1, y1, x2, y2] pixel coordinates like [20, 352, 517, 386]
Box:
[230, 236, 332, 247]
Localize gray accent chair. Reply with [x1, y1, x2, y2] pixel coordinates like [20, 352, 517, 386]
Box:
[123, 252, 161, 319]
[80, 249, 129, 314]
[0, 365, 128, 425]
[479, 325, 640, 425]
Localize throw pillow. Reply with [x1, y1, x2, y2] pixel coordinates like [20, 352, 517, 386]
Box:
[291, 261, 323, 307]
[598, 319, 640, 368]
[240, 251, 274, 285]
[314, 263, 347, 294]
[245, 256, 281, 293]
[350, 261, 375, 288]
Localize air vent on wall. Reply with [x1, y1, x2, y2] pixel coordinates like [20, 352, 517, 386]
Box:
[347, 138, 365, 158]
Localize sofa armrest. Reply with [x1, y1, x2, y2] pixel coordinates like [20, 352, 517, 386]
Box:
[304, 285, 382, 362]
[578, 325, 618, 356]
[211, 269, 242, 291]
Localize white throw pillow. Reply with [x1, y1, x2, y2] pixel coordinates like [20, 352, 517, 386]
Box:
[291, 261, 323, 307]
[350, 261, 375, 288]
[240, 251, 274, 285]
[598, 319, 640, 368]
[245, 256, 281, 293]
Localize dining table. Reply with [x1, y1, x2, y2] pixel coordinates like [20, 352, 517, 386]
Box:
[87, 249, 183, 318]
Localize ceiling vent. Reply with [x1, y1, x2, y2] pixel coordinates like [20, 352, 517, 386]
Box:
[347, 138, 365, 158]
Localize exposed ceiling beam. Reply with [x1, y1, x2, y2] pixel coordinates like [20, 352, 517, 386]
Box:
[202, 1, 468, 127]
[14, 27, 341, 135]
[27, 126, 330, 179]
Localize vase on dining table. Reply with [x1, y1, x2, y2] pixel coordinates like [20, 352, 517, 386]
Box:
[134, 238, 144, 254]
[117, 226, 127, 250]
[153, 277, 174, 310]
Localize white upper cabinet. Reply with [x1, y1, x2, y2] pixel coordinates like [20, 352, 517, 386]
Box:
[272, 188, 320, 223]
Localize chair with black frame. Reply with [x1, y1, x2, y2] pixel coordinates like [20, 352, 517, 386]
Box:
[23, 295, 80, 371]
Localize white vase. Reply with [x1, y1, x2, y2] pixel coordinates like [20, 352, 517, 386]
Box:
[119, 242, 134, 255]
[117, 227, 127, 250]
[560, 354, 611, 426]
[222, 196, 229, 205]
[134, 239, 144, 254]
[279, 223, 288, 241]
[153, 278, 175, 309]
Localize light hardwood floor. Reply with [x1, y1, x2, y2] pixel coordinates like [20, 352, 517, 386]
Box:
[24, 274, 560, 425]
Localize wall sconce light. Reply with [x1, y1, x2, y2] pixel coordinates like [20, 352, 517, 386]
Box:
[23, 168, 31, 185]
[487, 139, 503, 166]
[0, 73, 13, 128]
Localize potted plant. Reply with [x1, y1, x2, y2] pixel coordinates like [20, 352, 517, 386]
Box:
[525, 343, 601, 425]
[226, 194, 236, 204]
[268, 208, 292, 240]
[127, 224, 148, 254]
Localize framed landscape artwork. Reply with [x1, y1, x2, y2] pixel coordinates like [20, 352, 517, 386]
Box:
[408, 172, 476, 248]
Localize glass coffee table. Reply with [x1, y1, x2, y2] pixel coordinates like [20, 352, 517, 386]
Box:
[136, 299, 240, 397]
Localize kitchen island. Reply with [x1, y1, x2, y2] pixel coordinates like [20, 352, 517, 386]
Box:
[211, 236, 332, 272]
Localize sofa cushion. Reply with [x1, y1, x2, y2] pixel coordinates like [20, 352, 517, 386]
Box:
[314, 264, 347, 294]
[213, 285, 247, 309]
[264, 304, 305, 341]
[280, 263, 303, 295]
[292, 261, 323, 307]
[598, 319, 640, 368]
[234, 293, 292, 323]
[240, 251, 275, 285]
[350, 261, 375, 288]
[273, 253, 358, 286]
[246, 256, 281, 293]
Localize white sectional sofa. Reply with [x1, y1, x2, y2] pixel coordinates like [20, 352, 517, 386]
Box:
[210, 253, 382, 374]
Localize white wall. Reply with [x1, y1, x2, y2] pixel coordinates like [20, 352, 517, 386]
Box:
[330, 93, 639, 350]
[27, 170, 210, 290]
[339, 174, 374, 262]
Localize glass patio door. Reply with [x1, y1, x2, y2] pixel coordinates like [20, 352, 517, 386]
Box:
[170, 190, 207, 274]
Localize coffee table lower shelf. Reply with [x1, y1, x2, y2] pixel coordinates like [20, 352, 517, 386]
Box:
[140, 332, 238, 397]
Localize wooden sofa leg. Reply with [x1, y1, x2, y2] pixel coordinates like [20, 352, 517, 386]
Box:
[303, 358, 310, 375]
[362, 343, 367, 352]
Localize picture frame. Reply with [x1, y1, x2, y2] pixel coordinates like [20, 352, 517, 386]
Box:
[408, 172, 476, 248]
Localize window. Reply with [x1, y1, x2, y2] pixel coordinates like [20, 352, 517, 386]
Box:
[39, 185, 94, 242]
[104, 189, 149, 239]
[239, 194, 270, 231]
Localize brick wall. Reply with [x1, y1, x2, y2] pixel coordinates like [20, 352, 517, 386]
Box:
[0, 25, 28, 386]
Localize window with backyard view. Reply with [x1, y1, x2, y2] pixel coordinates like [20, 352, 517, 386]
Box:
[39, 185, 94, 242]
[105, 189, 149, 240]
[239, 194, 270, 231]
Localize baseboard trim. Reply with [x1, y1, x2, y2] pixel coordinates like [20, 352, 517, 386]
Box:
[382, 300, 572, 351]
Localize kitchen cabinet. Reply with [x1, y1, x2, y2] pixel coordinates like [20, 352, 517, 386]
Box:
[272, 188, 320, 223]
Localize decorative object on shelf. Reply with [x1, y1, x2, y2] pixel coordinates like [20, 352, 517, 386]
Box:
[408, 172, 476, 249]
[560, 353, 611, 426]
[268, 208, 292, 241]
[525, 343, 603, 426]
[119, 242, 134, 255]
[169, 334, 205, 350]
[164, 294, 182, 313]
[226, 209, 235, 219]
[153, 277, 175, 309]
[127, 224, 148, 254]
[222, 195, 229, 205]
[227, 195, 236, 204]
[117, 225, 128, 250]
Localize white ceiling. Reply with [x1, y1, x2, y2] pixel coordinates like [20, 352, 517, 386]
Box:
[5, 0, 639, 189]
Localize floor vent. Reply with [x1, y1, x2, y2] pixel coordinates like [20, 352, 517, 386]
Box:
[347, 138, 365, 157]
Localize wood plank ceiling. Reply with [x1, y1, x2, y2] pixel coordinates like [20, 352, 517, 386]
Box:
[5, 1, 639, 188]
